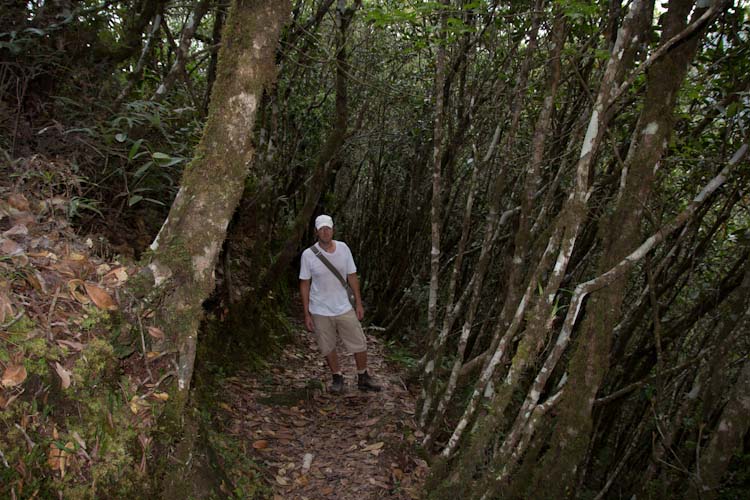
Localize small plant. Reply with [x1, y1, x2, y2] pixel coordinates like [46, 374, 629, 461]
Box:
[384, 339, 418, 369]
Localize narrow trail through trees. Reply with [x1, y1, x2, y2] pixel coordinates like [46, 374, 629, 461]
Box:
[219, 319, 428, 499]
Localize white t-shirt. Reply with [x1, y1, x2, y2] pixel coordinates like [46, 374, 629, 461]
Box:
[300, 240, 357, 316]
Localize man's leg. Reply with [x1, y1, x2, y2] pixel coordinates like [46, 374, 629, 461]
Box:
[353, 351, 367, 371]
[312, 314, 345, 393]
[337, 311, 381, 392]
[326, 351, 341, 373]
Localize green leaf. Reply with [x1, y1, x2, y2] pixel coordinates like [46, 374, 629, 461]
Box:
[133, 161, 153, 180]
[152, 152, 185, 167]
[115, 133, 127, 142]
[726, 102, 740, 118]
[23, 27, 46, 37]
[128, 195, 143, 207]
[143, 198, 166, 206]
[128, 139, 143, 161]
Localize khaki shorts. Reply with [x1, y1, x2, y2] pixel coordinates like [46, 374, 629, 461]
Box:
[311, 310, 367, 356]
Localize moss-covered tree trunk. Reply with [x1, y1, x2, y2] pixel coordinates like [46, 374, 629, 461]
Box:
[139, 0, 291, 408]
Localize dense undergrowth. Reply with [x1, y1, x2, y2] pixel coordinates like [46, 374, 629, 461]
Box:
[0, 157, 294, 498]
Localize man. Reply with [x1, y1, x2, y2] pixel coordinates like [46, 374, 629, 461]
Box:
[299, 214, 381, 394]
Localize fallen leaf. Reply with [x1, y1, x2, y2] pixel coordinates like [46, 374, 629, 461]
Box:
[361, 441, 385, 452]
[362, 416, 380, 427]
[392, 467, 404, 481]
[145, 351, 160, 360]
[103, 267, 129, 285]
[219, 402, 233, 412]
[0, 291, 14, 323]
[252, 440, 268, 450]
[147, 326, 165, 340]
[67, 279, 90, 304]
[152, 392, 169, 401]
[24, 270, 47, 293]
[1, 392, 19, 410]
[54, 362, 71, 389]
[302, 452, 314, 472]
[27, 250, 57, 259]
[57, 339, 85, 351]
[1, 364, 27, 388]
[84, 283, 117, 310]
[3, 224, 28, 237]
[275, 475, 288, 486]
[129, 396, 147, 414]
[72, 431, 87, 452]
[0, 238, 24, 257]
[10, 212, 34, 227]
[48, 443, 62, 470]
[8, 194, 30, 211]
[61, 441, 74, 478]
[369, 477, 390, 489]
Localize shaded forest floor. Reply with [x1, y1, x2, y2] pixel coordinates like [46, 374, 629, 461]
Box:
[0, 181, 427, 498]
[217, 320, 429, 499]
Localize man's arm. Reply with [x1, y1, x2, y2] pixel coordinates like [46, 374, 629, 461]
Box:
[300, 279, 315, 331]
[347, 273, 365, 321]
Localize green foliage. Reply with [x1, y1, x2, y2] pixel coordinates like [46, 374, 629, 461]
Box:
[384, 339, 419, 370]
[68, 196, 104, 219]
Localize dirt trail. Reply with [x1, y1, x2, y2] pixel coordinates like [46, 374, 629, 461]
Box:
[221, 321, 428, 499]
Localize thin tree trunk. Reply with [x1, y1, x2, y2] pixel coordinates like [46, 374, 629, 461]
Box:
[439, 0, 655, 461]
[152, 0, 212, 102]
[426, 0, 449, 354]
[201, 0, 228, 116]
[692, 359, 750, 499]
[116, 11, 162, 106]
[422, 0, 547, 447]
[527, 1, 721, 494]
[257, 0, 360, 298]
[495, 152, 742, 489]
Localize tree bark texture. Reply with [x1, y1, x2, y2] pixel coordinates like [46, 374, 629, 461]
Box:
[142, 0, 290, 402]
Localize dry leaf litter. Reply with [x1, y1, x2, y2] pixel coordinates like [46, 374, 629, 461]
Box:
[218, 324, 428, 499]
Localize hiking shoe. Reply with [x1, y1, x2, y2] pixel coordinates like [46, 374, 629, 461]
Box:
[357, 371, 381, 392]
[330, 374, 344, 394]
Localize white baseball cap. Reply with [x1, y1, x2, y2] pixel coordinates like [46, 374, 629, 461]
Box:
[315, 214, 334, 230]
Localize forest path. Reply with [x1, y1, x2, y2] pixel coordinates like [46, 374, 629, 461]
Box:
[221, 318, 428, 499]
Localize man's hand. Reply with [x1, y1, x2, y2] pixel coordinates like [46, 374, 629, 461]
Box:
[304, 313, 315, 332]
[355, 303, 364, 321]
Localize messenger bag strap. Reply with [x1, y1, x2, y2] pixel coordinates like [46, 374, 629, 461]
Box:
[310, 245, 349, 289]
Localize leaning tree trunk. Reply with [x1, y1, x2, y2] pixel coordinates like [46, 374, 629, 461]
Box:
[525, 0, 719, 496]
[136, 0, 291, 411]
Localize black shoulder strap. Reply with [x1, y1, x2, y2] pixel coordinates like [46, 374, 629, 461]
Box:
[310, 245, 348, 288]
